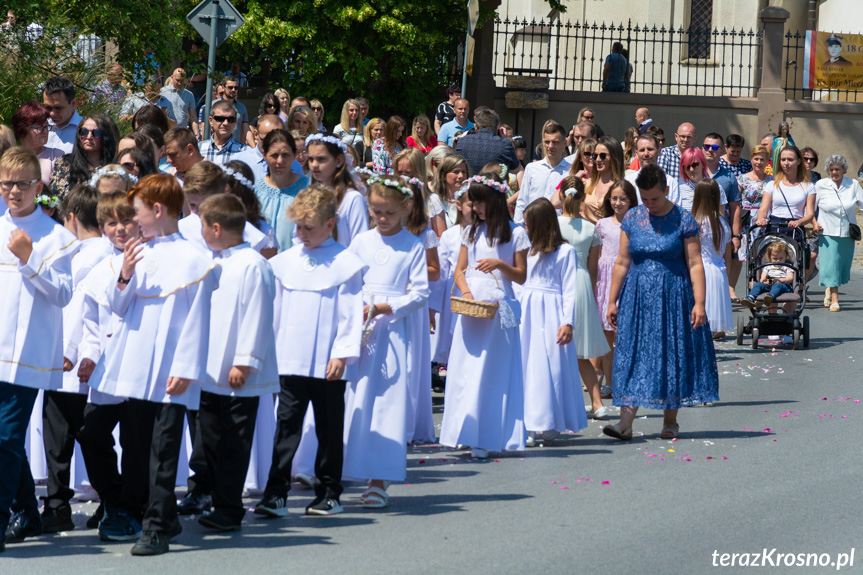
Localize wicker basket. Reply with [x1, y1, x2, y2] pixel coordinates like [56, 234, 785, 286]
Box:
[450, 267, 499, 319]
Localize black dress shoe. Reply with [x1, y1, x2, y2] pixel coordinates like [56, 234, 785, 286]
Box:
[198, 510, 241, 532]
[177, 492, 212, 515]
[130, 530, 169, 556]
[42, 506, 75, 533]
[5, 510, 43, 543]
[86, 502, 104, 529]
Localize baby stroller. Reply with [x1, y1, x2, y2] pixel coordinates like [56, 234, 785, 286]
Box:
[735, 222, 810, 350]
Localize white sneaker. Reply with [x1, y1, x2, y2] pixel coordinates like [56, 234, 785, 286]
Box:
[471, 447, 489, 459]
[590, 406, 609, 420]
[526, 434, 536, 448]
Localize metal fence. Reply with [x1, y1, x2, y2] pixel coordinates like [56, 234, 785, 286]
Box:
[492, 18, 763, 97]
[783, 29, 863, 103]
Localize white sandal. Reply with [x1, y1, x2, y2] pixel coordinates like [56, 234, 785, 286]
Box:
[362, 486, 389, 509]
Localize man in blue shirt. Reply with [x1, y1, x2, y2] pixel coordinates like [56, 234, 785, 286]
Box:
[455, 108, 519, 176]
[438, 98, 473, 147]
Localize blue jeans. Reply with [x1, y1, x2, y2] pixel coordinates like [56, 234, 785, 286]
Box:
[749, 281, 793, 300]
[0, 382, 40, 539]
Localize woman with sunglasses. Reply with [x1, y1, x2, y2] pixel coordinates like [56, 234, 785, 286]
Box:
[568, 138, 596, 185]
[49, 114, 119, 200]
[801, 147, 821, 183]
[582, 135, 624, 223]
[309, 99, 327, 134]
[674, 147, 729, 213]
[247, 93, 281, 147]
[11, 101, 64, 185]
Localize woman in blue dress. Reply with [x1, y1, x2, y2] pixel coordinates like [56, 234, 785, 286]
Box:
[602, 164, 719, 440]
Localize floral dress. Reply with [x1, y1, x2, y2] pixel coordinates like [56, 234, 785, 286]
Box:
[736, 173, 772, 261]
[372, 139, 403, 174]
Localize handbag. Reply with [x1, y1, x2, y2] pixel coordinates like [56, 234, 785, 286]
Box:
[830, 186, 861, 241]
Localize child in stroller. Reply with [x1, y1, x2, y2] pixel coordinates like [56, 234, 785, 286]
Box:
[741, 241, 794, 311]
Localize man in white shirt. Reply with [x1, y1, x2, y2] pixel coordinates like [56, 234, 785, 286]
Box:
[625, 133, 678, 204]
[160, 68, 198, 133]
[514, 121, 571, 224]
[438, 99, 473, 147]
[42, 77, 82, 154]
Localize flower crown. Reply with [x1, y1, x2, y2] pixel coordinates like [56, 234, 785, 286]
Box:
[403, 176, 424, 191]
[305, 133, 349, 156]
[218, 164, 254, 191]
[35, 194, 60, 209]
[88, 166, 138, 188]
[456, 174, 510, 200]
[354, 167, 376, 178]
[367, 175, 413, 198]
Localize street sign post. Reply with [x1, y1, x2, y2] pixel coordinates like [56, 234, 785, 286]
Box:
[187, 0, 244, 138]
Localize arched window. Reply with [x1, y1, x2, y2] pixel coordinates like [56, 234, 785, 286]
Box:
[688, 0, 713, 59]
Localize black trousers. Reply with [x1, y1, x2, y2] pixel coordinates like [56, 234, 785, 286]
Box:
[42, 391, 88, 510]
[190, 391, 259, 523]
[0, 382, 40, 533]
[78, 401, 147, 517]
[185, 409, 210, 496]
[125, 399, 186, 533]
[265, 375, 346, 501]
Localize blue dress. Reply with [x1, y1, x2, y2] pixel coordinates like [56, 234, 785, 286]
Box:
[612, 204, 719, 409]
[255, 175, 310, 252]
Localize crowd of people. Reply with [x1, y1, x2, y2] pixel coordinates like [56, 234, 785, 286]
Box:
[1, 73, 862, 560]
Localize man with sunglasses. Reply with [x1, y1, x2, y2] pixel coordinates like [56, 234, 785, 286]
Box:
[198, 101, 249, 166]
[160, 68, 198, 134]
[221, 76, 250, 144]
[42, 76, 81, 154]
[657, 122, 696, 180]
[564, 121, 595, 161]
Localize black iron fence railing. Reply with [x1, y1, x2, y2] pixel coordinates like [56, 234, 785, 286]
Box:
[492, 18, 763, 97]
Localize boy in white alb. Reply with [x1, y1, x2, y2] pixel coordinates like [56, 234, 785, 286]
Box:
[178, 160, 268, 255]
[190, 194, 279, 531]
[0, 148, 77, 550]
[87, 174, 219, 556]
[254, 185, 366, 518]
[41, 184, 113, 534]
[77, 193, 149, 541]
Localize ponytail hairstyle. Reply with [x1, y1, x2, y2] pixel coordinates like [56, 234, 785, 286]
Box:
[691, 179, 723, 252]
[523, 197, 565, 256]
[400, 175, 428, 236]
[559, 175, 585, 218]
[224, 160, 264, 227]
[306, 138, 353, 207]
[467, 168, 512, 245]
[600, 179, 638, 218]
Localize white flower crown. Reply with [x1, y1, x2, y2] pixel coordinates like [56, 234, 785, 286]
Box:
[455, 174, 511, 200]
[304, 133, 349, 156]
[35, 194, 60, 209]
[88, 166, 138, 188]
[219, 164, 254, 191]
[367, 175, 413, 198]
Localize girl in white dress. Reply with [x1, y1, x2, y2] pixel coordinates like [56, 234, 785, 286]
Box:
[556, 176, 611, 418]
[433, 193, 473, 369]
[402, 175, 441, 444]
[520, 198, 588, 445]
[428, 154, 469, 233]
[343, 177, 429, 508]
[439, 168, 530, 459]
[693, 179, 733, 337]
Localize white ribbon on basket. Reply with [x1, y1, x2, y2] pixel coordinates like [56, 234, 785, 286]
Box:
[472, 271, 518, 329]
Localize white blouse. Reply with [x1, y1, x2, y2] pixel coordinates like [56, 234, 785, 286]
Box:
[763, 180, 815, 220]
[815, 176, 863, 237]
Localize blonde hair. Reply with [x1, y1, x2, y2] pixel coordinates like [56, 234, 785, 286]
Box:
[431, 154, 468, 201]
[767, 241, 790, 260]
[287, 105, 318, 133]
[363, 117, 385, 148]
[750, 144, 769, 159]
[288, 183, 337, 226]
[92, 164, 134, 192]
[410, 115, 433, 147]
[340, 99, 362, 131]
[559, 175, 585, 217]
[0, 146, 40, 176]
[392, 147, 427, 181]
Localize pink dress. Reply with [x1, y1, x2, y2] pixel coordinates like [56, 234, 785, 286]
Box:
[594, 217, 622, 331]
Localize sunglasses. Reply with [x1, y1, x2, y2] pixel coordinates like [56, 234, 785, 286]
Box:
[265, 103, 276, 108]
[686, 162, 701, 169]
[121, 162, 138, 171]
[595, 152, 609, 161]
[582, 115, 594, 120]
[0, 178, 40, 191]
[78, 127, 102, 138]
[702, 144, 720, 151]
[212, 115, 237, 123]
[582, 152, 596, 159]
[311, 106, 323, 112]
[803, 157, 817, 162]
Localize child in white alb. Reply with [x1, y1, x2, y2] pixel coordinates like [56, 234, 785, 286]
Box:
[190, 194, 279, 531]
[0, 148, 77, 549]
[254, 184, 366, 517]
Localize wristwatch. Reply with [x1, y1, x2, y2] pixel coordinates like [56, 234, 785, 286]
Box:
[117, 273, 131, 285]
[732, 234, 743, 240]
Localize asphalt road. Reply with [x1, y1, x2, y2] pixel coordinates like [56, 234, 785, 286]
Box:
[5, 266, 863, 575]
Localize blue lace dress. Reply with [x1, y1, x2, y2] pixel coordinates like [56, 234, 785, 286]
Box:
[612, 204, 719, 409]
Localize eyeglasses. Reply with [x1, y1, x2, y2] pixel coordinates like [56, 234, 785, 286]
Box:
[676, 133, 694, 140]
[702, 144, 720, 151]
[595, 152, 609, 161]
[803, 157, 817, 162]
[686, 162, 701, 169]
[311, 106, 323, 112]
[29, 125, 49, 133]
[0, 178, 40, 191]
[212, 115, 237, 123]
[582, 115, 594, 120]
[121, 162, 138, 171]
[78, 127, 102, 138]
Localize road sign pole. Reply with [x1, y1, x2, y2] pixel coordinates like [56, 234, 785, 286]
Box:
[202, 0, 221, 140]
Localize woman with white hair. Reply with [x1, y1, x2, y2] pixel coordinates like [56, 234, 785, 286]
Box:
[813, 154, 863, 311]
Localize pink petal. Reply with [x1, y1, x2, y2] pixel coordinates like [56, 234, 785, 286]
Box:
[601, 480, 610, 485]
[551, 481, 557, 484]
[559, 486, 569, 490]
